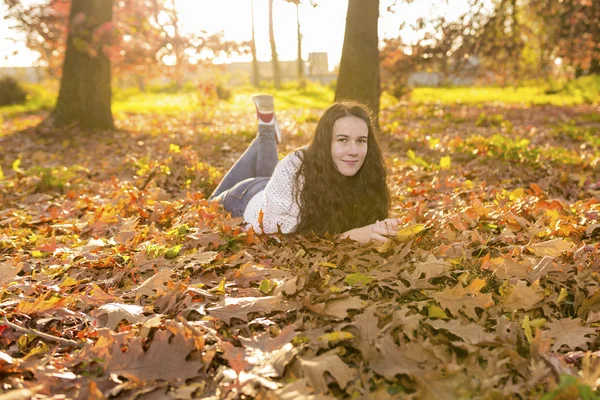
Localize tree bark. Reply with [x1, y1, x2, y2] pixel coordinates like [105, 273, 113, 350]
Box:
[335, 0, 380, 122]
[53, 0, 114, 129]
[268, 0, 281, 89]
[296, 3, 305, 89]
[250, 0, 260, 87]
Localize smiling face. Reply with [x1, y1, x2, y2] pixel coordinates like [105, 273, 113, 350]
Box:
[330, 115, 369, 177]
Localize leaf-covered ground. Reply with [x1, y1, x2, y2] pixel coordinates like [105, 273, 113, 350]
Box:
[1, 100, 600, 399]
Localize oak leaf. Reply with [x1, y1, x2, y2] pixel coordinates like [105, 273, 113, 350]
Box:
[427, 319, 496, 345]
[431, 278, 493, 319]
[527, 238, 574, 258]
[0, 261, 23, 286]
[92, 303, 145, 330]
[545, 318, 597, 352]
[207, 296, 295, 324]
[501, 280, 544, 312]
[99, 323, 204, 383]
[298, 351, 354, 393]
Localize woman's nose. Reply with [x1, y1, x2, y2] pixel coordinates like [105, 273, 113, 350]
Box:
[348, 142, 358, 155]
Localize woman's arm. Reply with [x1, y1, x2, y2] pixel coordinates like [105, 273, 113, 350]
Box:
[341, 218, 401, 244]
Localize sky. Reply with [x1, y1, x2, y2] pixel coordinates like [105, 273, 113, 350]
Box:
[0, 0, 473, 69]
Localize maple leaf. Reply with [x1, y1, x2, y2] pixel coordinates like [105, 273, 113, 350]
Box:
[500, 280, 545, 312]
[431, 278, 493, 319]
[545, 318, 597, 352]
[298, 351, 355, 394]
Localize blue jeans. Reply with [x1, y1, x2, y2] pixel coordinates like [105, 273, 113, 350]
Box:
[209, 124, 278, 217]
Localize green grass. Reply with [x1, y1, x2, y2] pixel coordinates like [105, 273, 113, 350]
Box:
[2, 77, 598, 118]
[409, 86, 596, 105]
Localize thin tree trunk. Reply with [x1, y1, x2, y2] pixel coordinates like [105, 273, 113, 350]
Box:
[296, 3, 305, 89]
[268, 0, 281, 89]
[53, 0, 114, 129]
[171, 0, 183, 88]
[335, 0, 380, 122]
[251, 0, 260, 87]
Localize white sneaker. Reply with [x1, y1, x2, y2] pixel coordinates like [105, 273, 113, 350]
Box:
[252, 94, 282, 144]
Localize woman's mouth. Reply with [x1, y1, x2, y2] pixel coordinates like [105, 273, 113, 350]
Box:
[343, 160, 358, 166]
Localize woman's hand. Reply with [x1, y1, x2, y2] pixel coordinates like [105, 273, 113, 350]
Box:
[341, 218, 401, 244]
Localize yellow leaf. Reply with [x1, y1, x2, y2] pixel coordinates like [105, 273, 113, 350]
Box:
[509, 188, 525, 201]
[557, 288, 568, 305]
[12, 156, 23, 173]
[169, 143, 181, 153]
[0, 164, 4, 180]
[428, 305, 450, 320]
[318, 331, 354, 342]
[319, 262, 337, 269]
[60, 277, 78, 287]
[522, 315, 533, 343]
[396, 224, 425, 242]
[527, 239, 574, 258]
[31, 250, 45, 258]
[211, 278, 226, 295]
[439, 155, 451, 170]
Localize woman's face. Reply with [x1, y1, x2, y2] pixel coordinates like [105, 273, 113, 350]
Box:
[330, 115, 368, 176]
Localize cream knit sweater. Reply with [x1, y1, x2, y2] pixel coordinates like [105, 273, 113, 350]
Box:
[243, 150, 304, 234]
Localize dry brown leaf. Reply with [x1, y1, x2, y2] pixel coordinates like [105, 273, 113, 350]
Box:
[527, 238, 574, 258]
[0, 261, 23, 286]
[501, 280, 545, 312]
[431, 278, 493, 319]
[427, 319, 496, 345]
[298, 351, 355, 394]
[207, 296, 295, 324]
[545, 318, 597, 352]
[91, 302, 145, 330]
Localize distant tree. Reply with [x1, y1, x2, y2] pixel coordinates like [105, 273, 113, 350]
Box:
[335, 0, 380, 120]
[53, 0, 115, 128]
[283, 0, 306, 88]
[3, 0, 249, 86]
[250, 0, 260, 87]
[268, 0, 281, 89]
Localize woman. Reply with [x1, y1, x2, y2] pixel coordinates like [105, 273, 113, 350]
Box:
[209, 95, 400, 243]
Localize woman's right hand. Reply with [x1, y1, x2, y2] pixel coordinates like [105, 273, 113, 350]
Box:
[341, 218, 400, 244]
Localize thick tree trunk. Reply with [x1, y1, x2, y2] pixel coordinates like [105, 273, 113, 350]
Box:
[335, 0, 380, 122]
[53, 0, 114, 129]
[268, 0, 281, 89]
[296, 3, 305, 89]
[251, 0, 260, 87]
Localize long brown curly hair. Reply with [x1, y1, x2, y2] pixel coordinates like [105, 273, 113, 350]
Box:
[294, 101, 390, 235]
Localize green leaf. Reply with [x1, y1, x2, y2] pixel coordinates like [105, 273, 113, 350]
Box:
[164, 245, 182, 259]
[259, 279, 276, 294]
[344, 273, 372, 286]
[428, 305, 450, 320]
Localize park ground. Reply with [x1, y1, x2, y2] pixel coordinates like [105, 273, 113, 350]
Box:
[0, 81, 600, 399]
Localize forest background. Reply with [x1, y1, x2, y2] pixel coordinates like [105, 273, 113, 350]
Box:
[0, 0, 599, 399]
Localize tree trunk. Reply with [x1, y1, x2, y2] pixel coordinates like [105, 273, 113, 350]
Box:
[335, 0, 380, 122]
[296, 3, 305, 89]
[251, 0, 260, 87]
[268, 0, 281, 89]
[53, 0, 114, 129]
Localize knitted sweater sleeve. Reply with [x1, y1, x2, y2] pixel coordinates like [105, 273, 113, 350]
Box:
[244, 150, 303, 234]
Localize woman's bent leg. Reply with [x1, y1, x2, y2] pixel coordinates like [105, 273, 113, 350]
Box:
[209, 124, 278, 199]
